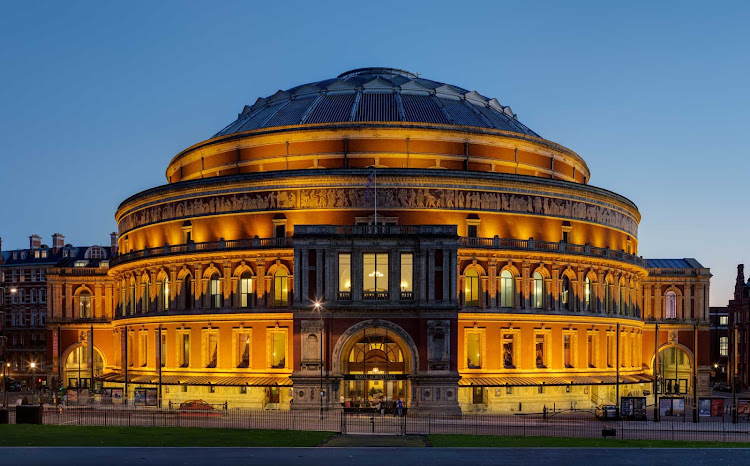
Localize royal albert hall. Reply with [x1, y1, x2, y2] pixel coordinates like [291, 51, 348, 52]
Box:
[51, 67, 713, 414]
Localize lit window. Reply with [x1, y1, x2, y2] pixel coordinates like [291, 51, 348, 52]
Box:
[159, 277, 170, 312]
[720, 336, 729, 357]
[587, 334, 596, 368]
[719, 316, 728, 326]
[535, 334, 546, 368]
[160, 333, 167, 368]
[500, 270, 514, 308]
[466, 332, 481, 369]
[502, 334, 515, 368]
[178, 332, 190, 367]
[237, 331, 251, 368]
[563, 333, 574, 368]
[465, 268, 479, 307]
[585, 277, 593, 311]
[338, 254, 351, 300]
[239, 272, 253, 308]
[665, 291, 677, 319]
[606, 333, 614, 367]
[271, 331, 286, 368]
[182, 274, 193, 310]
[79, 292, 91, 318]
[531, 272, 544, 309]
[363, 253, 388, 300]
[273, 269, 288, 306]
[561, 275, 571, 310]
[139, 332, 148, 367]
[205, 333, 218, 368]
[209, 274, 222, 309]
[400, 253, 413, 300]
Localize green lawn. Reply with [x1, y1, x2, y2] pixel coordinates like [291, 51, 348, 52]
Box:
[428, 434, 750, 448]
[0, 425, 334, 447]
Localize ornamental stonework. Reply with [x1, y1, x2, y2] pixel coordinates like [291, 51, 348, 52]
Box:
[118, 187, 638, 237]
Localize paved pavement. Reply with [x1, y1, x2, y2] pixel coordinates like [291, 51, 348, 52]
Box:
[0, 447, 746, 465]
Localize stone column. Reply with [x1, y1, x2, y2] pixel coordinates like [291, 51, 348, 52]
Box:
[223, 262, 232, 308]
[488, 259, 497, 308]
[427, 250, 436, 303]
[521, 261, 530, 309]
[684, 283, 692, 320]
[551, 264, 560, 311]
[654, 285, 662, 321]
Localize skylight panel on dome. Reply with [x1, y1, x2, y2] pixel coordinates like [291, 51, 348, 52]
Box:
[362, 77, 394, 91]
[235, 101, 288, 132]
[439, 99, 487, 127]
[263, 96, 317, 128]
[305, 93, 356, 123]
[464, 91, 489, 106]
[354, 93, 399, 122]
[326, 79, 358, 92]
[434, 84, 464, 100]
[401, 94, 449, 124]
[290, 84, 321, 97]
[267, 90, 291, 103]
[473, 104, 522, 133]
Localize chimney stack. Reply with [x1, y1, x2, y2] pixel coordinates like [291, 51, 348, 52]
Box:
[52, 233, 65, 251]
[110, 232, 119, 255]
[29, 234, 42, 250]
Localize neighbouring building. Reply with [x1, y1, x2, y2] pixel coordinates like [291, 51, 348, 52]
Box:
[729, 264, 750, 389]
[709, 306, 729, 383]
[4, 67, 714, 413]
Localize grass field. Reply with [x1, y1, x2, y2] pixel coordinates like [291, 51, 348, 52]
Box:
[427, 434, 750, 448]
[0, 425, 334, 447]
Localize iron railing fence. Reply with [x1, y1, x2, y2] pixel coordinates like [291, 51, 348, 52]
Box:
[6, 406, 750, 442]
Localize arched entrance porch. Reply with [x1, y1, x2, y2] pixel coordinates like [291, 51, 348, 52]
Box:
[61, 344, 105, 390]
[652, 343, 694, 396]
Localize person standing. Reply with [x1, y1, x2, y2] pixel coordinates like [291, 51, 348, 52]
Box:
[397, 398, 403, 417]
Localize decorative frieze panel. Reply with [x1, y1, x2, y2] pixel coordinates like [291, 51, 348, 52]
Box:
[118, 186, 638, 236]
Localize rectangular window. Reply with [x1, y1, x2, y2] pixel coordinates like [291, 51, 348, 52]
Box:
[466, 332, 481, 369]
[587, 334, 595, 368]
[179, 333, 190, 368]
[363, 253, 389, 300]
[271, 332, 286, 368]
[160, 332, 167, 368]
[467, 224, 478, 238]
[564, 334, 572, 368]
[719, 316, 728, 326]
[720, 336, 729, 357]
[400, 253, 413, 300]
[128, 333, 135, 367]
[502, 334, 514, 368]
[535, 334, 546, 368]
[139, 332, 148, 367]
[239, 277, 253, 308]
[237, 331, 251, 368]
[338, 253, 351, 300]
[606, 334, 614, 368]
[206, 333, 218, 368]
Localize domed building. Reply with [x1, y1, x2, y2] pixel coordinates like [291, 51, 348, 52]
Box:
[47, 67, 712, 414]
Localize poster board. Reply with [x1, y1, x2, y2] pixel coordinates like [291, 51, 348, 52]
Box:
[620, 397, 647, 420]
[111, 388, 124, 405]
[134, 388, 146, 406]
[145, 388, 158, 407]
[698, 398, 711, 417]
[711, 398, 725, 417]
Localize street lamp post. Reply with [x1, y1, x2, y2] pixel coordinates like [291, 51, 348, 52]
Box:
[30, 362, 37, 404]
[314, 301, 324, 418]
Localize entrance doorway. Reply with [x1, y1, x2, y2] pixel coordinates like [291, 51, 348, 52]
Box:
[472, 386, 485, 404]
[342, 330, 410, 413]
[658, 346, 692, 395]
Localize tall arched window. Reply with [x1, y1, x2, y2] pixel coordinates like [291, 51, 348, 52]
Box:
[619, 285, 625, 315]
[159, 277, 169, 312]
[665, 291, 677, 319]
[584, 276, 592, 312]
[561, 275, 571, 311]
[465, 269, 479, 307]
[120, 284, 126, 316]
[209, 273, 222, 309]
[274, 269, 288, 306]
[605, 282, 613, 314]
[142, 278, 150, 313]
[182, 274, 193, 310]
[239, 271, 253, 308]
[129, 282, 136, 315]
[500, 270, 514, 308]
[79, 291, 91, 319]
[531, 272, 544, 309]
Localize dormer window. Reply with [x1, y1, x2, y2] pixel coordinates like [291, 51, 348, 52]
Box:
[272, 214, 287, 238]
[466, 214, 480, 238]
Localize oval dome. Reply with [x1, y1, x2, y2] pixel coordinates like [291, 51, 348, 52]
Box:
[213, 67, 539, 138]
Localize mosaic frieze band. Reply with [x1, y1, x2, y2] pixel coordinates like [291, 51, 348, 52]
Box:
[118, 186, 639, 237]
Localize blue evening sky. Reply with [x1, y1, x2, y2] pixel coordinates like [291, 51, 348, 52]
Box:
[0, 1, 747, 306]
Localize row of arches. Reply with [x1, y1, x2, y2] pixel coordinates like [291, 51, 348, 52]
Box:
[460, 263, 642, 317]
[115, 261, 292, 316]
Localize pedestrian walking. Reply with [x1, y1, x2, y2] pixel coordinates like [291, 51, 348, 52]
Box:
[397, 398, 403, 416]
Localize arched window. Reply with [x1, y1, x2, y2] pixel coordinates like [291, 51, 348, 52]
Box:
[585, 277, 592, 312]
[182, 274, 193, 310]
[129, 282, 136, 315]
[79, 291, 91, 319]
[159, 277, 169, 312]
[531, 272, 544, 309]
[239, 271, 253, 308]
[120, 284, 126, 316]
[619, 285, 625, 315]
[465, 268, 479, 307]
[500, 270, 514, 308]
[665, 291, 677, 319]
[209, 273, 222, 309]
[561, 275, 571, 310]
[142, 278, 150, 313]
[605, 282, 613, 314]
[274, 269, 288, 306]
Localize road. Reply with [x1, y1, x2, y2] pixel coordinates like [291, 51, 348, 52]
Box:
[0, 447, 745, 465]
